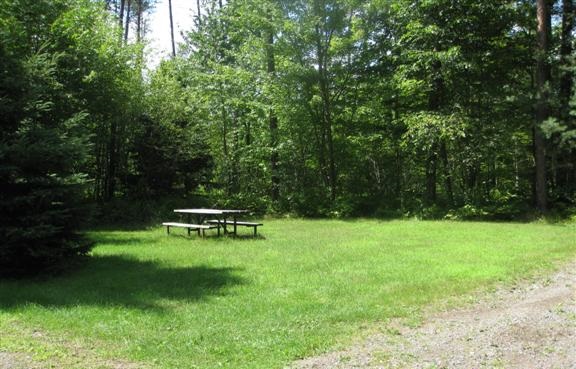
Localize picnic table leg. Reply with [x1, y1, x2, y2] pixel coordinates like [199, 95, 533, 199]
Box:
[221, 216, 228, 234]
[197, 215, 206, 238]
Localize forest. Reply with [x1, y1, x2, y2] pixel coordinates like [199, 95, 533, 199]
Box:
[1, 0, 575, 274]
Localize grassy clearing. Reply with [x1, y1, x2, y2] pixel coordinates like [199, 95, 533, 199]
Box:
[1, 219, 575, 369]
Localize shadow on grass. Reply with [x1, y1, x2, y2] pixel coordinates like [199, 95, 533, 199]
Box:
[225, 234, 267, 241]
[89, 234, 147, 246]
[0, 255, 245, 311]
[157, 229, 266, 241]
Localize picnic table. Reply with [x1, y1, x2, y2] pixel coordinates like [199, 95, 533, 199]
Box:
[174, 208, 247, 235]
[162, 208, 262, 237]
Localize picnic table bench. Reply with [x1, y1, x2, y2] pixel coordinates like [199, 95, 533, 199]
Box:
[206, 220, 263, 236]
[162, 222, 220, 237]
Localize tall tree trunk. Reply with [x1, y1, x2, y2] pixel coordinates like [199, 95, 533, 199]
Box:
[395, 146, 404, 210]
[220, 97, 229, 195]
[316, 25, 337, 203]
[325, 109, 337, 203]
[425, 148, 438, 205]
[94, 135, 106, 202]
[119, 0, 126, 30]
[168, 0, 176, 57]
[534, 0, 551, 213]
[440, 140, 454, 206]
[267, 30, 280, 203]
[105, 120, 118, 202]
[559, 0, 574, 121]
[136, 0, 142, 43]
[221, 104, 228, 158]
[557, 0, 576, 197]
[312, 110, 329, 188]
[231, 111, 239, 194]
[124, 0, 132, 43]
[425, 55, 443, 206]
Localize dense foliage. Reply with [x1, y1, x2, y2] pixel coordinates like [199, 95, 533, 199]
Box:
[0, 0, 91, 276]
[1, 0, 575, 275]
[0, 0, 142, 276]
[168, 0, 575, 218]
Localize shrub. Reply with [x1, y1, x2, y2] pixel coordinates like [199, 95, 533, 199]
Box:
[0, 120, 94, 277]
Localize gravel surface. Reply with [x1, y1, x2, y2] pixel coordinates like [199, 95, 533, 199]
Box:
[290, 262, 576, 369]
[0, 352, 35, 369]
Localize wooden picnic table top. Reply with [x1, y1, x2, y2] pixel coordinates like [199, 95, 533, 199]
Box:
[173, 208, 248, 215]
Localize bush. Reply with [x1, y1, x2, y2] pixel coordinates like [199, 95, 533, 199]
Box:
[0, 123, 94, 277]
[93, 195, 212, 227]
[444, 204, 488, 220]
[206, 188, 269, 217]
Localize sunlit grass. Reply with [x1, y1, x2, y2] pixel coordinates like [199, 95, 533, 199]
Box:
[1, 219, 575, 368]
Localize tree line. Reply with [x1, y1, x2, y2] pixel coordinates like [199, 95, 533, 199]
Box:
[1, 0, 575, 275]
[174, 0, 575, 217]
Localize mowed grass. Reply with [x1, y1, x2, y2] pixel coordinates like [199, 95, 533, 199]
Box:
[1, 219, 575, 368]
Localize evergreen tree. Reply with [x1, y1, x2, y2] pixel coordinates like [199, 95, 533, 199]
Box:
[0, 0, 93, 277]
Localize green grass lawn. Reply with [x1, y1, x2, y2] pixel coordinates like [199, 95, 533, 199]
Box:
[1, 219, 575, 369]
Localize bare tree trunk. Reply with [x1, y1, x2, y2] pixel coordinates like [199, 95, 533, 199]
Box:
[119, 0, 125, 30]
[168, 0, 176, 57]
[220, 95, 229, 195]
[425, 148, 438, 205]
[316, 25, 337, 203]
[136, 0, 142, 43]
[556, 0, 576, 201]
[559, 0, 574, 120]
[94, 133, 107, 202]
[105, 120, 118, 202]
[440, 140, 454, 206]
[267, 30, 280, 203]
[425, 56, 442, 206]
[312, 110, 329, 188]
[534, 0, 551, 213]
[231, 112, 239, 194]
[124, 0, 132, 43]
[221, 104, 228, 157]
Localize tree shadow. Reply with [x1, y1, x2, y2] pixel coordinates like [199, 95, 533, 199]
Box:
[226, 234, 267, 241]
[0, 255, 245, 311]
[89, 233, 147, 246]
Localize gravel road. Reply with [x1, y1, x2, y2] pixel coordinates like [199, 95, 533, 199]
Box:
[290, 261, 576, 369]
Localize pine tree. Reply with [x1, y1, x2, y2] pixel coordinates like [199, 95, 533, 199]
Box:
[0, 0, 93, 277]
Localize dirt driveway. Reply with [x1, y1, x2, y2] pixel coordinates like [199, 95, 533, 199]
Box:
[291, 261, 576, 369]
